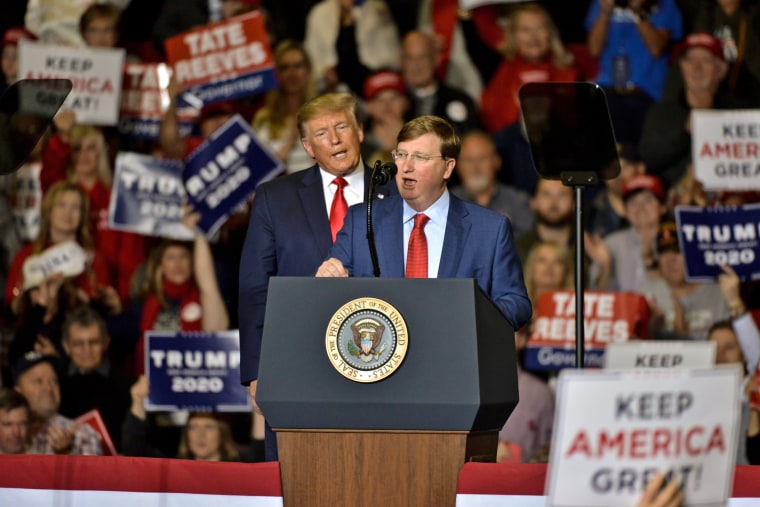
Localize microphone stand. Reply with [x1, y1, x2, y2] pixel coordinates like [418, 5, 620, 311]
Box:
[367, 161, 382, 277]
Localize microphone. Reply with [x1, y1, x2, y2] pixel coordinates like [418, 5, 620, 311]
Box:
[372, 161, 397, 186]
[366, 160, 395, 277]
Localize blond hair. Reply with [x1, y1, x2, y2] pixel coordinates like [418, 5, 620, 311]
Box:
[523, 240, 574, 308]
[297, 93, 359, 138]
[253, 40, 316, 140]
[34, 181, 93, 253]
[503, 2, 573, 69]
[69, 126, 112, 187]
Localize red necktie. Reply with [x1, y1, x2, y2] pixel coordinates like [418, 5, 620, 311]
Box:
[406, 213, 429, 278]
[329, 177, 348, 243]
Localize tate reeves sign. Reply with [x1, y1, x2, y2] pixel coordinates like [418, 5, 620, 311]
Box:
[164, 11, 277, 105]
[525, 291, 650, 370]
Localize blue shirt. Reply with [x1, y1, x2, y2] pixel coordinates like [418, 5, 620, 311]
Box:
[402, 190, 450, 277]
[585, 0, 683, 101]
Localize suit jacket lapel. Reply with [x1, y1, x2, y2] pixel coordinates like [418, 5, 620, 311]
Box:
[438, 196, 471, 278]
[298, 166, 332, 253]
[375, 196, 405, 277]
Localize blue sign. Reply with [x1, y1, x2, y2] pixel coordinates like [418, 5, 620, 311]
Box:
[145, 331, 249, 412]
[184, 69, 278, 106]
[118, 116, 195, 141]
[675, 204, 760, 282]
[108, 152, 194, 240]
[183, 115, 282, 236]
[524, 347, 606, 371]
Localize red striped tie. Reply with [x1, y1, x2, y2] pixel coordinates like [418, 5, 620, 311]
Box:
[406, 213, 429, 278]
[329, 177, 348, 243]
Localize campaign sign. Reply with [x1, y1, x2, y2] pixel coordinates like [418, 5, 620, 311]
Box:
[11, 161, 42, 241]
[119, 63, 198, 140]
[692, 109, 760, 191]
[525, 291, 649, 371]
[675, 204, 760, 283]
[164, 11, 277, 105]
[145, 331, 249, 412]
[546, 367, 741, 507]
[108, 152, 194, 240]
[18, 40, 125, 125]
[183, 115, 282, 236]
[22, 241, 87, 290]
[604, 341, 716, 370]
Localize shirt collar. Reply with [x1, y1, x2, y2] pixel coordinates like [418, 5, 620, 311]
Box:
[403, 189, 450, 225]
[319, 160, 364, 190]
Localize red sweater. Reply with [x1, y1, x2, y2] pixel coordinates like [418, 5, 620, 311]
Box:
[41, 134, 148, 302]
[480, 56, 578, 133]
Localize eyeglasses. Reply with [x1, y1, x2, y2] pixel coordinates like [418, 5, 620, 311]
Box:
[391, 150, 448, 164]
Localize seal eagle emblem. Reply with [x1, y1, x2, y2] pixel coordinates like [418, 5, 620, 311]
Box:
[325, 297, 408, 383]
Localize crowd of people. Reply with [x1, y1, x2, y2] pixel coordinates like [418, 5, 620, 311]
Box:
[0, 0, 759, 489]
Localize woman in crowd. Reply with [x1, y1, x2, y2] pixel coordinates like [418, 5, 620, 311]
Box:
[133, 208, 228, 375]
[41, 113, 147, 302]
[5, 182, 110, 313]
[5, 182, 116, 366]
[251, 39, 315, 173]
[122, 375, 240, 461]
[522, 240, 574, 315]
[360, 69, 410, 164]
[460, 2, 578, 133]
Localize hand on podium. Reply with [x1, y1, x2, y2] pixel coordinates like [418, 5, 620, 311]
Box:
[316, 258, 349, 277]
[248, 380, 262, 415]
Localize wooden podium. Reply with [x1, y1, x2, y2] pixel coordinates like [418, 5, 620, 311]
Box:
[257, 278, 518, 507]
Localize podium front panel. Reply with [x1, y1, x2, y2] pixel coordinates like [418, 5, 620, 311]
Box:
[256, 278, 518, 431]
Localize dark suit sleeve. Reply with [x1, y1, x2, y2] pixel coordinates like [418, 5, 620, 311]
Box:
[490, 216, 532, 330]
[238, 186, 277, 385]
[326, 204, 359, 275]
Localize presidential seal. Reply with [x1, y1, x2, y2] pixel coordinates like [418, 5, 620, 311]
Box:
[325, 297, 408, 383]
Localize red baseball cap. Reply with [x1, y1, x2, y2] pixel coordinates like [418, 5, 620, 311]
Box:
[622, 174, 665, 202]
[199, 101, 236, 123]
[363, 70, 406, 101]
[2, 27, 36, 47]
[675, 32, 724, 61]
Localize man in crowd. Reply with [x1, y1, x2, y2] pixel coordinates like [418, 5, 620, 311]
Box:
[515, 179, 575, 263]
[450, 130, 534, 235]
[316, 115, 531, 330]
[587, 173, 667, 292]
[639, 32, 740, 189]
[238, 93, 395, 460]
[400, 31, 480, 138]
[0, 388, 29, 454]
[586, 143, 646, 237]
[59, 306, 132, 452]
[13, 352, 102, 455]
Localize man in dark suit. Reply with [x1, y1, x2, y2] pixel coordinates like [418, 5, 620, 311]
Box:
[238, 93, 394, 460]
[316, 115, 531, 330]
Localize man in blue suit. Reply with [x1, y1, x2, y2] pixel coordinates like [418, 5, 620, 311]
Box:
[238, 93, 395, 460]
[316, 115, 531, 330]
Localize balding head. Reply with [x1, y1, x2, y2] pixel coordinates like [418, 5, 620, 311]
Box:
[401, 31, 437, 90]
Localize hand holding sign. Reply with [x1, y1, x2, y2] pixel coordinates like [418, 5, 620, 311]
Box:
[636, 474, 682, 507]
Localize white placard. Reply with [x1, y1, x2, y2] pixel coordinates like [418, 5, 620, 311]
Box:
[604, 341, 716, 370]
[22, 241, 88, 290]
[18, 41, 125, 126]
[546, 367, 741, 507]
[692, 109, 760, 191]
